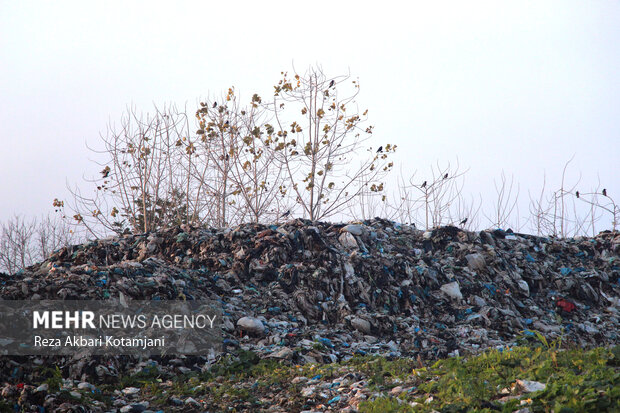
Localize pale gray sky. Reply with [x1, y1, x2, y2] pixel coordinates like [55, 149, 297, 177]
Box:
[1, 1, 618, 231]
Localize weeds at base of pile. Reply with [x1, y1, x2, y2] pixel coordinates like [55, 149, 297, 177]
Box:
[5, 341, 619, 412]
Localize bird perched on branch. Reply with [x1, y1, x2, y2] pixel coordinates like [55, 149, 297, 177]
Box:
[212, 101, 217, 108]
[329, 79, 335, 88]
[459, 218, 468, 225]
[421, 181, 427, 188]
[603, 188, 607, 196]
[280, 210, 291, 219]
[376, 146, 383, 153]
[443, 173, 448, 179]
[101, 166, 110, 178]
[576, 191, 580, 198]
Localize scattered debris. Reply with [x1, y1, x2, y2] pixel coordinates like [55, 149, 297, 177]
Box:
[0, 218, 618, 411]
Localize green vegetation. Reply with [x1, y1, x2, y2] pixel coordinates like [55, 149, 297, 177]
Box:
[358, 346, 619, 412]
[10, 345, 619, 411]
[41, 365, 63, 392]
[109, 345, 620, 411]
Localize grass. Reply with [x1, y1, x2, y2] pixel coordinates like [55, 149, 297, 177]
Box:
[358, 345, 619, 412]
[6, 344, 619, 412]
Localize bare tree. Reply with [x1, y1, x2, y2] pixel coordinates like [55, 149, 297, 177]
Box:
[346, 167, 392, 221]
[0, 215, 35, 273]
[195, 92, 241, 226]
[63, 92, 297, 235]
[0, 214, 76, 274]
[448, 193, 483, 231]
[267, 66, 396, 221]
[64, 104, 198, 236]
[387, 168, 420, 225]
[556, 156, 580, 237]
[526, 158, 619, 237]
[36, 214, 76, 259]
[574, 188, 618, 234]
[528, 173, 555, 236]
[485, 171, 520, 229]
[390, 160, 468, 229]
[195, 89, 285, 226]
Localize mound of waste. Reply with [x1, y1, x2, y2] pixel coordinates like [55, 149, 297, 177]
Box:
[0, 219, 619, 410]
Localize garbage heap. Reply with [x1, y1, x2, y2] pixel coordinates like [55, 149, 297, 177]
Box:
[1, 219, 619, 376]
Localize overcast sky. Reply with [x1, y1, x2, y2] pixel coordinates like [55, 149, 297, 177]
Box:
[1, 1, 618, 232]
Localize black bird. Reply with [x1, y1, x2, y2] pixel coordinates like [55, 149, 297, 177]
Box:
[443, 173, 448, 179]
[101, 166, 110, 178]
[329, 80, 335, 88]
[421, 181, 427, 188]
[459, 218, 468, 225]
[603, 188, 607, 196]
[576, 191, 580, 198]
[212, 101, 217, 108]
[376, 146, 383, 153]
[280, 210, 291, 219]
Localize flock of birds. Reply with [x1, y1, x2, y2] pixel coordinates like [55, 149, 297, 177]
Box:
[102, 76, 613, 231]
[575, 189, 608, 198]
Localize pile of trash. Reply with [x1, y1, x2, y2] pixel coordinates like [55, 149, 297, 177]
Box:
[0, 218, 618, 411]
